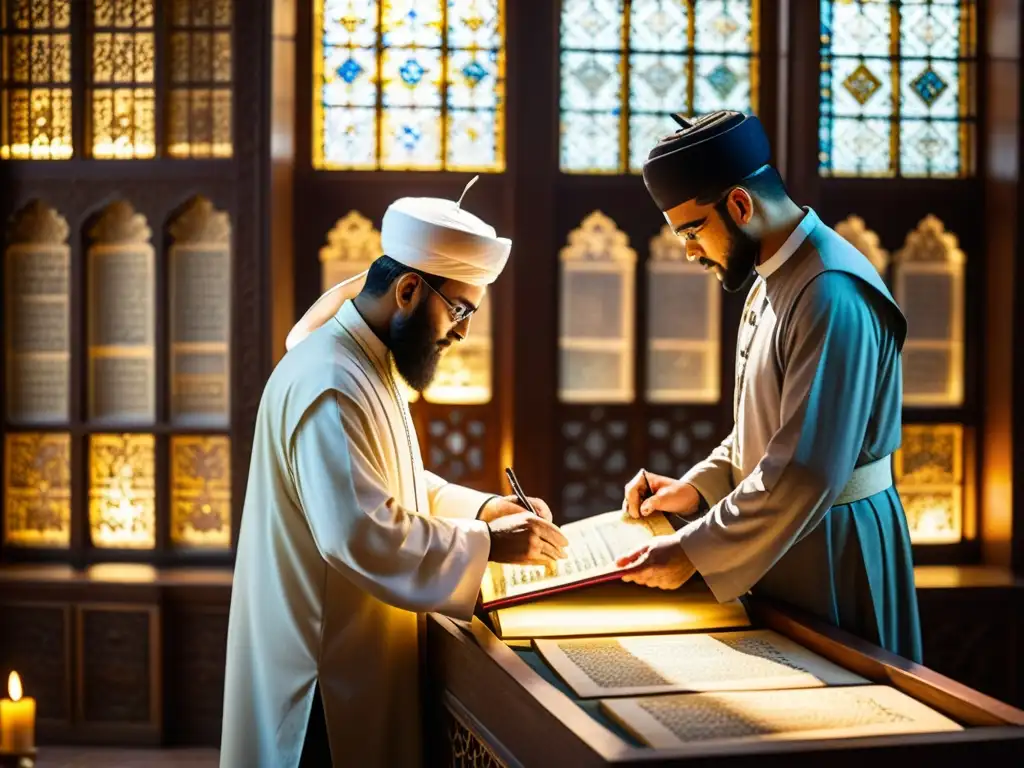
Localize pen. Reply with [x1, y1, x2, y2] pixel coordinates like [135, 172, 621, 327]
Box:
[639, 469, 654, 502]
[504, 467, 537, 515]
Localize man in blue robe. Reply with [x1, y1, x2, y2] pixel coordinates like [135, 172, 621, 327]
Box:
[619, 111, 922, 662]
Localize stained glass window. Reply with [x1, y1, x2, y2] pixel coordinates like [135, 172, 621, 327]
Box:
[89, 0, 156, 159]
[89, 433, 156, 550]
[167, 0, 233, 158]
[819, 0, 976, 177]
[4, 432, 71, 548]
[895, 424, 963, 544]
[171, 435, 231, 549]
[560, 0, 759, 174]
[0, 0, 73, 159]
[314, 0, 505, 171]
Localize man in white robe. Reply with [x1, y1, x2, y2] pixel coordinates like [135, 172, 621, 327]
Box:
[220, 193, 567, 767]
[618, 111, 922, 662]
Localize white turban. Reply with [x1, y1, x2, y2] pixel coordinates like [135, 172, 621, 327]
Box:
[285, 185, 511, 351]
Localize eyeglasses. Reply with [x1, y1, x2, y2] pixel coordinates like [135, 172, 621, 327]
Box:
[420, 280, 478, 323]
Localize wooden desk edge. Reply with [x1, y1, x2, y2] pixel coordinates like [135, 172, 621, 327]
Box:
[430, 599, 1024, 764]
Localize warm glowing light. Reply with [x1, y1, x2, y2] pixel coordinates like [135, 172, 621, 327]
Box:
[0, 143, 74, 160]
[8, 672, 21, 702]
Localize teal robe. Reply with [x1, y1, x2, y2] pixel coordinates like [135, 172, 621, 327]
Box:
[677, 209, 923, 663]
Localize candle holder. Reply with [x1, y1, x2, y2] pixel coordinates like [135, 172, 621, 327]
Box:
[0, 750, 35, 768]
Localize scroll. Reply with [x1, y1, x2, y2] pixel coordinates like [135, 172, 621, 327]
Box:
[535, 629, 867, 698]
[601, 686, 962, 749]
[479, 509, 675, 610]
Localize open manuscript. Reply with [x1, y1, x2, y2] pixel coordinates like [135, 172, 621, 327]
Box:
[601, 686, 962, 749]
[534, 629, 867, 698]
[479, 509, 676, 611]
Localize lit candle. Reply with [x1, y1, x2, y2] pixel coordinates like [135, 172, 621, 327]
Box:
[0, 671, 35, 754]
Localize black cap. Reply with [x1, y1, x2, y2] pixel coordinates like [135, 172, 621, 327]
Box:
[642, 111, 771, 212]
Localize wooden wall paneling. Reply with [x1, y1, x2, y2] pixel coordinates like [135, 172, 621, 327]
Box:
[75, 602, 162, 745]
[0, 601, 73, 735]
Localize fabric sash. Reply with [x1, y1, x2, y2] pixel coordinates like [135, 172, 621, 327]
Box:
[833, 457, 893, 506]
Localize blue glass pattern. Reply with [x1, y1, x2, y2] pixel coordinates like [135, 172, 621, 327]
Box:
[462, 60, 487, 86]
[911, 68, 948, 107]
[399, 58, 425, 86]
[337, 58, 364, 84]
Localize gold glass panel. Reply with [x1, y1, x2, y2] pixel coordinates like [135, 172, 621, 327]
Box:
[559, 211, 637, 403]
[5, 200, 71, 423]
[89, 1, 156, 158]
[894, 424, 963, 544]
[171, 435, 231, 549]
[88, 433, 155, 549]
[168, 197, 232, 425]
[3, 432, 71, 548]
[167, 0, 233, 158]
[423, 295, 492, 404]
[0, 0, 73, 159]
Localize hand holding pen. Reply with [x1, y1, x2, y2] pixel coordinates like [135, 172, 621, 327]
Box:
[622, 468, 701, 519]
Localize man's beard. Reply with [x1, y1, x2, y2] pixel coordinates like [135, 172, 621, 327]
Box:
[390, 300, 445, 391]
[711, 199, 760, 293]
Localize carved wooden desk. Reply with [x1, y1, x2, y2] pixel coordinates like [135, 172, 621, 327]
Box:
[425, 597, 1024, 767]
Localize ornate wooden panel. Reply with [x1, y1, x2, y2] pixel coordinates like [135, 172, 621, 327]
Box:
[77, 605, 159, 726]
[917, 588, 1022, 708]
[0, 602, 71, 722]
[441, 693, 518, 768]
[164, 606, 228, 746]
[424, 406, 492, 488]
[645, 406, 723, 481]
[560, 406, 632, 521]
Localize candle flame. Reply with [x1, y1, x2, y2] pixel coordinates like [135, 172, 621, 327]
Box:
[8, 671, 22, 701]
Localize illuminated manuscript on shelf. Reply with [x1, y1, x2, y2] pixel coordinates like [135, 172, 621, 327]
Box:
[646, 225, 720, 403]
[171, 435, 231, 549]
[87, 201, 156, 424]
[3, 432, 71, 548]
[479, 509, 674, 611]
[602, 685, 961, 749]
[169, 197, 231, 425]
[88, 433, 155, 550]
[559, 212, 636, 403]
[4, 200, 71, 423]
[535, 629, 866, 699]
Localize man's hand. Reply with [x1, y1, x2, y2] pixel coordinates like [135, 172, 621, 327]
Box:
[622, 469, 700, 519]
[479, 494, 553, 523]
[616, 533, 697, 590]
[487, 512, 568, 566]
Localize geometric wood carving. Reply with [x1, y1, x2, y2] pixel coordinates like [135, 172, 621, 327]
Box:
[0, 603, 71, 722]
[426, 409, 487, 485]
[646, 225, 720, 403]
[79, 606, 156, 724]
[646, 407, 722, 482]
[835, 215, 890, 275]
[87, 200, 156, 423]
[168, 196, 232, 425]
[561, 406, 631, 521]
[4, 200, 71, 423]
[892, 215, 965, 406]
[559, 212, 637, 403]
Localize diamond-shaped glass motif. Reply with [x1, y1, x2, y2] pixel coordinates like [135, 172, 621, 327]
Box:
[639, 62, 675, 97]
[911, 67, 948, 107]
[710, 13, 740, 39]
[399, 58, 425, 86]
[574, 59, 612, 95]
[400, 124, 422, 150]
[843, 63, 882, 105]
[643, 10, 675, 38]
[336, 58, 363, 84]
[911, 15, 946, 47]
[910, 124, 949, 159]
[707, 63, 739, 98]
[579, 8, 611, 38]
[462, 60, 487, 87]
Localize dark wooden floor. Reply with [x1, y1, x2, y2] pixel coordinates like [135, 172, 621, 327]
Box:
[32, 748, 218, 767]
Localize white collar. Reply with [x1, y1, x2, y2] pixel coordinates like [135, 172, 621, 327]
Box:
[755, 208, 819, 279]
[336, 300, 391, 374]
